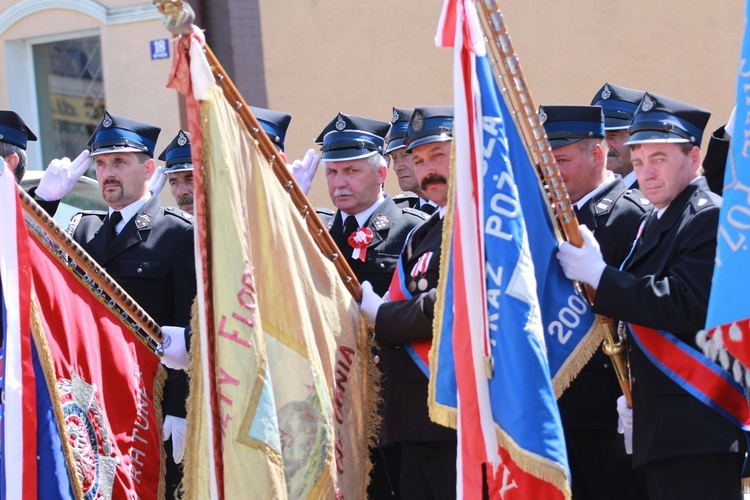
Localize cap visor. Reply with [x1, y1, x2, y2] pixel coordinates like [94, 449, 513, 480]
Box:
[321, 149, 378, 162]
[405, 135, 452, 153]
[90, 145, 149, 157]
[549, 137, 585, 149]
[624, 130, 691, 146]
[165, 163, 194, 173]
[603, 116, 631, 130]
[385, 138, 406, 154]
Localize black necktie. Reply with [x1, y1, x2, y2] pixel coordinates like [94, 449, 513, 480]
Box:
[421, 203, 436, 215]
[343, 215, 359, 239]
[108, 211, 122, 246]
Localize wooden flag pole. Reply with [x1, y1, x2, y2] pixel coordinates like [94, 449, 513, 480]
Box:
[475, 0, 632, 407]
[18, 188, 164, 355]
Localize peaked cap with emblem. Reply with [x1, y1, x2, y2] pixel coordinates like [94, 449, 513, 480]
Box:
[0, 110, 37, 149]
[539, 105, 604, 149]
[625, 93, 710, 147]
[250, 106, 292, 152]
[385, 107, 414, 154]
[590, 83, 646, 130]
[88, 111, 161, 157]
[315, 113, 390, 162]
[404, 105, 454, 152]
[158, 130, 193, 173]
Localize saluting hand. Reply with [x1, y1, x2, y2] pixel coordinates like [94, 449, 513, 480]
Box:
[556, 225, 606, 289]
[288, 148, 320, 196]
[148, 166, 167, 196]
[35, 150, 92, 201]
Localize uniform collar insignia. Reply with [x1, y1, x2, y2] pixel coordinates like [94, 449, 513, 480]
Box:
[135, 212, 152, 229]
[372, 213, 390, 231]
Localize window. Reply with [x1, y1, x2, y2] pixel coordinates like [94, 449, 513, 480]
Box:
[32, 35, 105, 172]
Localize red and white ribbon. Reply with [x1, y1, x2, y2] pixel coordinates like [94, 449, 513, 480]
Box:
[410, 251, 434, 278]
[348, 227, 373, 262]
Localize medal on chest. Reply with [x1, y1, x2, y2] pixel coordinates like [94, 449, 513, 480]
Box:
[408, 251, 434, 293]
[347, 226, 374, 262]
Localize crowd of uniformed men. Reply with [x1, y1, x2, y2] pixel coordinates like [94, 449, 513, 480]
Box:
[0, 78, 742, 499]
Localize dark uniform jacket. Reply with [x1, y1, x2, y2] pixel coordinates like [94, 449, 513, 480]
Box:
[69, 196, 196, 418]
[594, 177, 744, 467]
[393, 192, 437, 215]
[702, 124, 730, 196]
[318, 195, 427, 296]
[558, 179, 651, 431]
[374, 213, 456, 444]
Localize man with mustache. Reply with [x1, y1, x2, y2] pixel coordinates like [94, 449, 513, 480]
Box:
[557, 94, 746, 500]
[360, 106, 458, 500]
[314, 112, 427, 498]
[386, 108, 439, 215]
[66, 112, 196, 499]
[540, 104, 650, 500]
[591, 83, 646, 189]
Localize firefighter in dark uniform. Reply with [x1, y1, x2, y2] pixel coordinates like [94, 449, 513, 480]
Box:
[558, 93, 747, 500]
[67, 112, 196, 499]
[591, 83, 646, 189]
[314, 112, 426, 498]
[540, 104, 650, 499]
[385, 108, 438, 215]
[360, 106, 457, 500]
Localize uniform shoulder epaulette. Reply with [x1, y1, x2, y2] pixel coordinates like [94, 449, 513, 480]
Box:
[401, 206, 429, 221]
[392, 192, 419, 201]
[163, 206, 193, 223]
[315, 207, 335, 217]
[67, 210, 106, 235]
[621, 188, 652, 212]
[690, 189, 721, 212]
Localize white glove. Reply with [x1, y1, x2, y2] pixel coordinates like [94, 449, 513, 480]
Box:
[360, 280, 385, 326]
[160, 326, 189, 370]
[725, 106, 737, 139]
[148, 166, 167, 196]
[163, 415, 187, 464]
[288, 148, 321, 196]
[616, 395, 633, 455]
[35, 150, 92, 201]
[556, 225, 606, 289]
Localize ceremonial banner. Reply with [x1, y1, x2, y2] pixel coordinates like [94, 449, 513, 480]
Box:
[704, 0, 750, 369]
[0, 169, 165, 499]
[431, 1, 575, 497]
[171, 38, 373, 499]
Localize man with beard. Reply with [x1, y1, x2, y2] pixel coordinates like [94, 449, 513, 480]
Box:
[540, 104, 650, 500]
[360, 106, 457, 500]
[386, 108, 438, 215]
[591, 83, 646, 189]
[314, 112, 427, 498]
[557, 94, 746, 500]
[67, 112, 195, 499]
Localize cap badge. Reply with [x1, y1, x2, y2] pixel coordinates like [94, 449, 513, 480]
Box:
[102, 113, 113, 128]
[642, 94, 654, 112]
[392, 109, 400, 124]
[412, 112, 424, 132]
[177, 131, 188, 146]
[538, 107, 547, 125]
[601, 84, 612, 100]
[335, 115, 347, 131]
